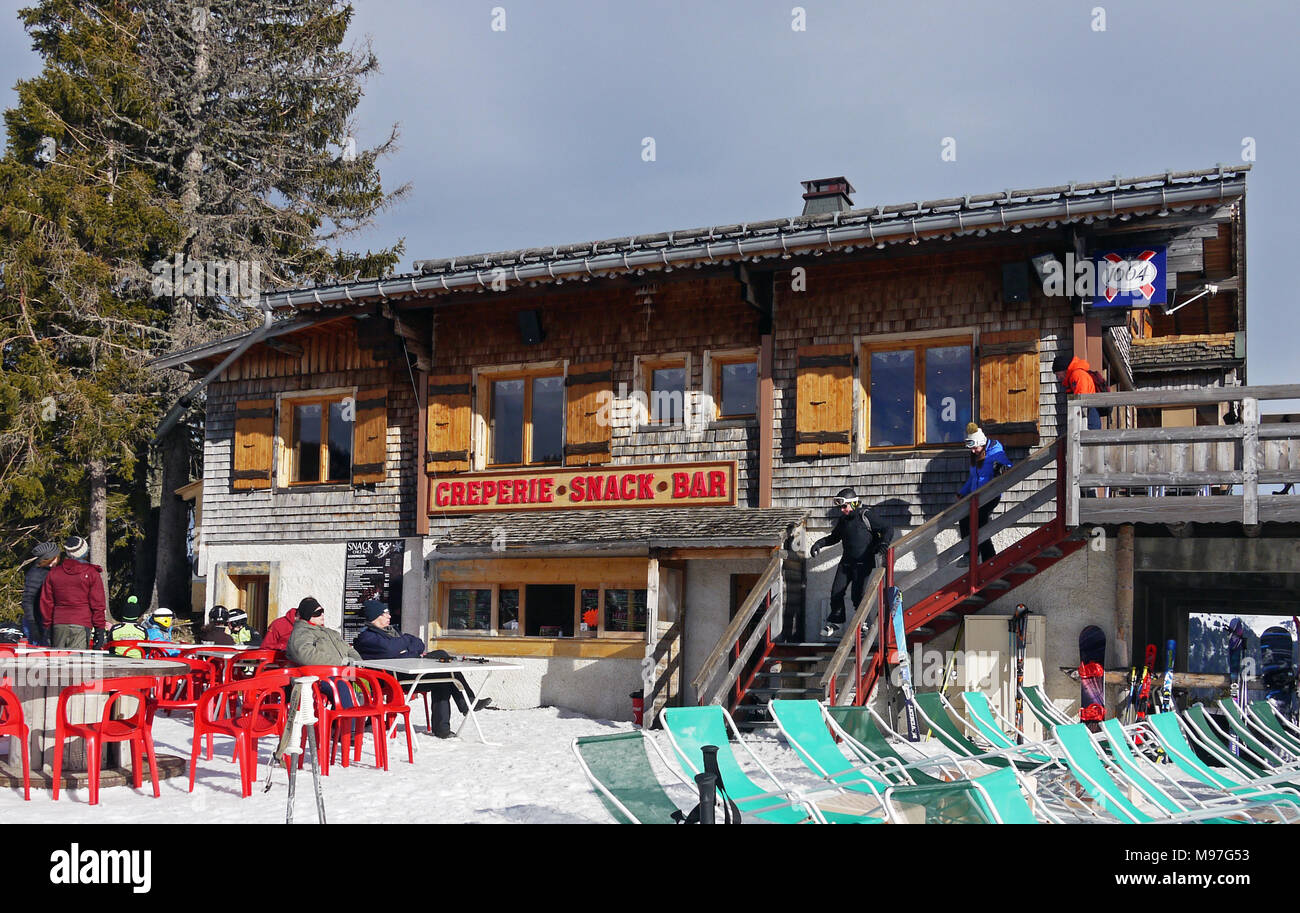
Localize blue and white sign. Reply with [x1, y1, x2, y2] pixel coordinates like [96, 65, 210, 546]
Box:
[1090, 247, 1166, 308]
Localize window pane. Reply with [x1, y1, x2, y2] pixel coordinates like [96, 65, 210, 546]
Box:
[491, 379, 524, 464]
[327, 400, 354, 481]
[293, 403, 322, 482]
[720, 361, 757, 416]
[650, 366, 685, 424]
[448, 589, 491, 632]
[604, 588, 648, 633]
[925, 346, 972, 444]
[531, 375, 565, 463]
[870, 350, 915, 447]
[499, 589, 521, 634]
[580, 588, 599, 632]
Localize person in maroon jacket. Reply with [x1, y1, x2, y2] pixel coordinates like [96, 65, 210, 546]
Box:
[263, 597, 313, 652]
[38, 536, 108, 650]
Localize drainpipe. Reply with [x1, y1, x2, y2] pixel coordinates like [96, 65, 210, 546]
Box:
[153, 305, 275, 444]
[1115, 524, 1134, 669]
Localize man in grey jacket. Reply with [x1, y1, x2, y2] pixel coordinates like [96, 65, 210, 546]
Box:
[22, 541, 60, 645]
[287, 597, 361, 667]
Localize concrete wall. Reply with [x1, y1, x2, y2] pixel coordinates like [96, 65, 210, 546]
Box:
[681, 557, 773, 705]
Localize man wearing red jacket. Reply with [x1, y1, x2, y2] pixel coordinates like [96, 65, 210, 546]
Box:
[1053, 352, 1101, 430]
[263, 598, 310, 652]
[38, 535, 107, 650]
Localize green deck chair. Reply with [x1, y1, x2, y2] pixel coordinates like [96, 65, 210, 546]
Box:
[1248, 700, 1300, 756]
[824, 705, 948, 785]
[661, 705, 881, 824]
[1182, 704, 1279, 779]
[913, 692, 1052, 772]
[1219, 699, 1299, 762]
[1099, 719, 1241, 822]
[770, 700, 1037, 824]
[571, 731, 689, 824]
[1145, 712, 1300, 805]
[1023, 684, 1073, 732]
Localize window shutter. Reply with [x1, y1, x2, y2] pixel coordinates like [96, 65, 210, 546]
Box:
[979, 330, 1040, 445]
[427, 374, 473, 472]
[351, 387, 388, 484]
[795, 345, 853, 456]
[232, 398, 274, 490]
[565, 361, 613, 466]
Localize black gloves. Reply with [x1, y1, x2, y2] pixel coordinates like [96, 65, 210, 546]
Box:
[92, 628, 107, 650]
[42, 626, 53, 647]
[810, 543, 822, 558]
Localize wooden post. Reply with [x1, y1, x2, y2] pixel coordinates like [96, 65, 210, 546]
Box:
[1242, 397, 1259, 527]
[416, 369, 429, 536]
[1115, 524, 1134, 669]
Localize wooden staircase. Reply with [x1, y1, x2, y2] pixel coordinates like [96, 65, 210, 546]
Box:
[821, 439, 1083, 707]
[731, 642, 837, 732]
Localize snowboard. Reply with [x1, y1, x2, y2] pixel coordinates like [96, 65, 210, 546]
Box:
[1260, 624, 1297, 721]
[1078, 625, 1106, 732]
[1227, 617, 1248, 757]
[889, 586, 920, 742]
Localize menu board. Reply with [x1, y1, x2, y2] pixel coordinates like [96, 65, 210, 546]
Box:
[343, 540, 405, 642]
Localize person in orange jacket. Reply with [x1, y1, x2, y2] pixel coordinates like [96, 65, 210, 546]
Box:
[1053, 353, 1101, 430]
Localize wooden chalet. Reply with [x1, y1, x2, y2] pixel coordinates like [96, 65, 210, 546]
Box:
[154, 163, 1300, 726]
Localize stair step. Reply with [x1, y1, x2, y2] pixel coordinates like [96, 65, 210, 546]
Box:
[961, 595, 987, 606]
[770, 655, 833, 664]
[1011, 564, 1039, 575]
[1040, 546, 1064, 558]
[754, 670, 819, 678]
[983, 579, 1011, 590]
[746, 687, 824, 697]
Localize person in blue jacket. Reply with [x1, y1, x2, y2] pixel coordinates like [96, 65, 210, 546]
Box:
[143, 606, 182, 656]
[352, 599, 483, 738]
[956, 422, 1012, 564]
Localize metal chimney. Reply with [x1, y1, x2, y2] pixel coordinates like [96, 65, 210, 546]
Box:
[800, 177, 855, 216]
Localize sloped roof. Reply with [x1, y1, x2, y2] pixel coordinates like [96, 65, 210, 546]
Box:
[430, 507, 807, 554]
[1130, 333, 1241, 373]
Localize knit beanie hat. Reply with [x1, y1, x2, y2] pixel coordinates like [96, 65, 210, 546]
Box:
[64, 536, 90, 560]
[120, 595, 142, 622]
[363, 599, 389, 622]
[32, 541, 60, 559]
[964, 422, 987, 450]
[297, 596, 324, 620]
[1051, 354, 1071, 373]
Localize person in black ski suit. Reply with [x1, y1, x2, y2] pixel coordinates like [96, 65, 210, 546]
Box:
[809, 487, 894, 638]
[22, 541, 61, 645]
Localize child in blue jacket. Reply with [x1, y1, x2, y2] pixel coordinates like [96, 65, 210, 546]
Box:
[957, 422, 1012, 563]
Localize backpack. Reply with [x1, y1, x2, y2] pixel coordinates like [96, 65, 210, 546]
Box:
[1087, 369, 1112, 417]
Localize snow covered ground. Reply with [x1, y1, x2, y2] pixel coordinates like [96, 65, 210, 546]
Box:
[0, 706, 826, 824]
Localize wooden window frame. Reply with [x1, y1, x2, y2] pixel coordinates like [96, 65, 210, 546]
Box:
[276, 388, 356, 487]
[437, 582, 647, 640]
[635, 353, 690, 427]
[859, 334, 974, 452]
[477, 364, 566, 469]
[706, 348, 760, 420]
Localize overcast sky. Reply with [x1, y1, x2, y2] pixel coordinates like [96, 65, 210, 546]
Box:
[2, 1, 1296, 393]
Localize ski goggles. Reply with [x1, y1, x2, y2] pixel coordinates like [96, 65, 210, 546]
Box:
[831, 497, 858, 507]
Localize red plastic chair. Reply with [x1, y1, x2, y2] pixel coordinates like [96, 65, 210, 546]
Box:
[0, 679, 30, 800]
[287, 667, 386, 773]
[149, 657, 215, 725]
[357, 669, 415, 765]
[189, 672, 291, 798]
[52, 676, 161, 805]
[227, 649, 283, 682]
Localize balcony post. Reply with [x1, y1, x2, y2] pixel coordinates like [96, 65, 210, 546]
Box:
[1242, 397, 1259, 527]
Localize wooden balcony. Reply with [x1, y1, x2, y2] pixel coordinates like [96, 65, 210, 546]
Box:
[1065, 384, 1300, 527]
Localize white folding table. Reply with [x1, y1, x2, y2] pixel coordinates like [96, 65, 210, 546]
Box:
[356, 658, 522, 746]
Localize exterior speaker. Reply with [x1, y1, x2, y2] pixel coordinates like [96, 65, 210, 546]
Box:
[518, 310, 543, 345]
[1002, 262, 1030, 304]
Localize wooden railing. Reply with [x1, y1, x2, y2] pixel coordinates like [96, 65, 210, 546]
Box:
[1068, 384, 1300, 527]
[642, 616, 683, 727]
[691, 550, 785, 707]
[819, 438, 1068, 705]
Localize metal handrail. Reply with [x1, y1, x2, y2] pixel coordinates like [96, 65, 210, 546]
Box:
[691, 551, 784, 699]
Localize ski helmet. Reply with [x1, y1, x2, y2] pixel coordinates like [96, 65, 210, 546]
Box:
[0, 623, 22, 644]
[152, 606, 175, 629]
[210, 605, 230, 626]
[228, 608, 249, 629]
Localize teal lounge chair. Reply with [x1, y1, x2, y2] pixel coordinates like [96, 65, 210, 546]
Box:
[824, 705, 961, 785]
[1180, 704, 1293, 780]
[1220, 699, 1300, 762]
[1142, 713, 1300, 812]
[1248, 700, 1300, 756]
[1050, 723, 1293, 823]
[769, 699, 1041, 823]
[1099, 719, 1248, 821]
[660, 705, 881, 824]
[913, 692, 1055, 773]
[572, 731, 691, 824]
[1022, 684, 1074, 732]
